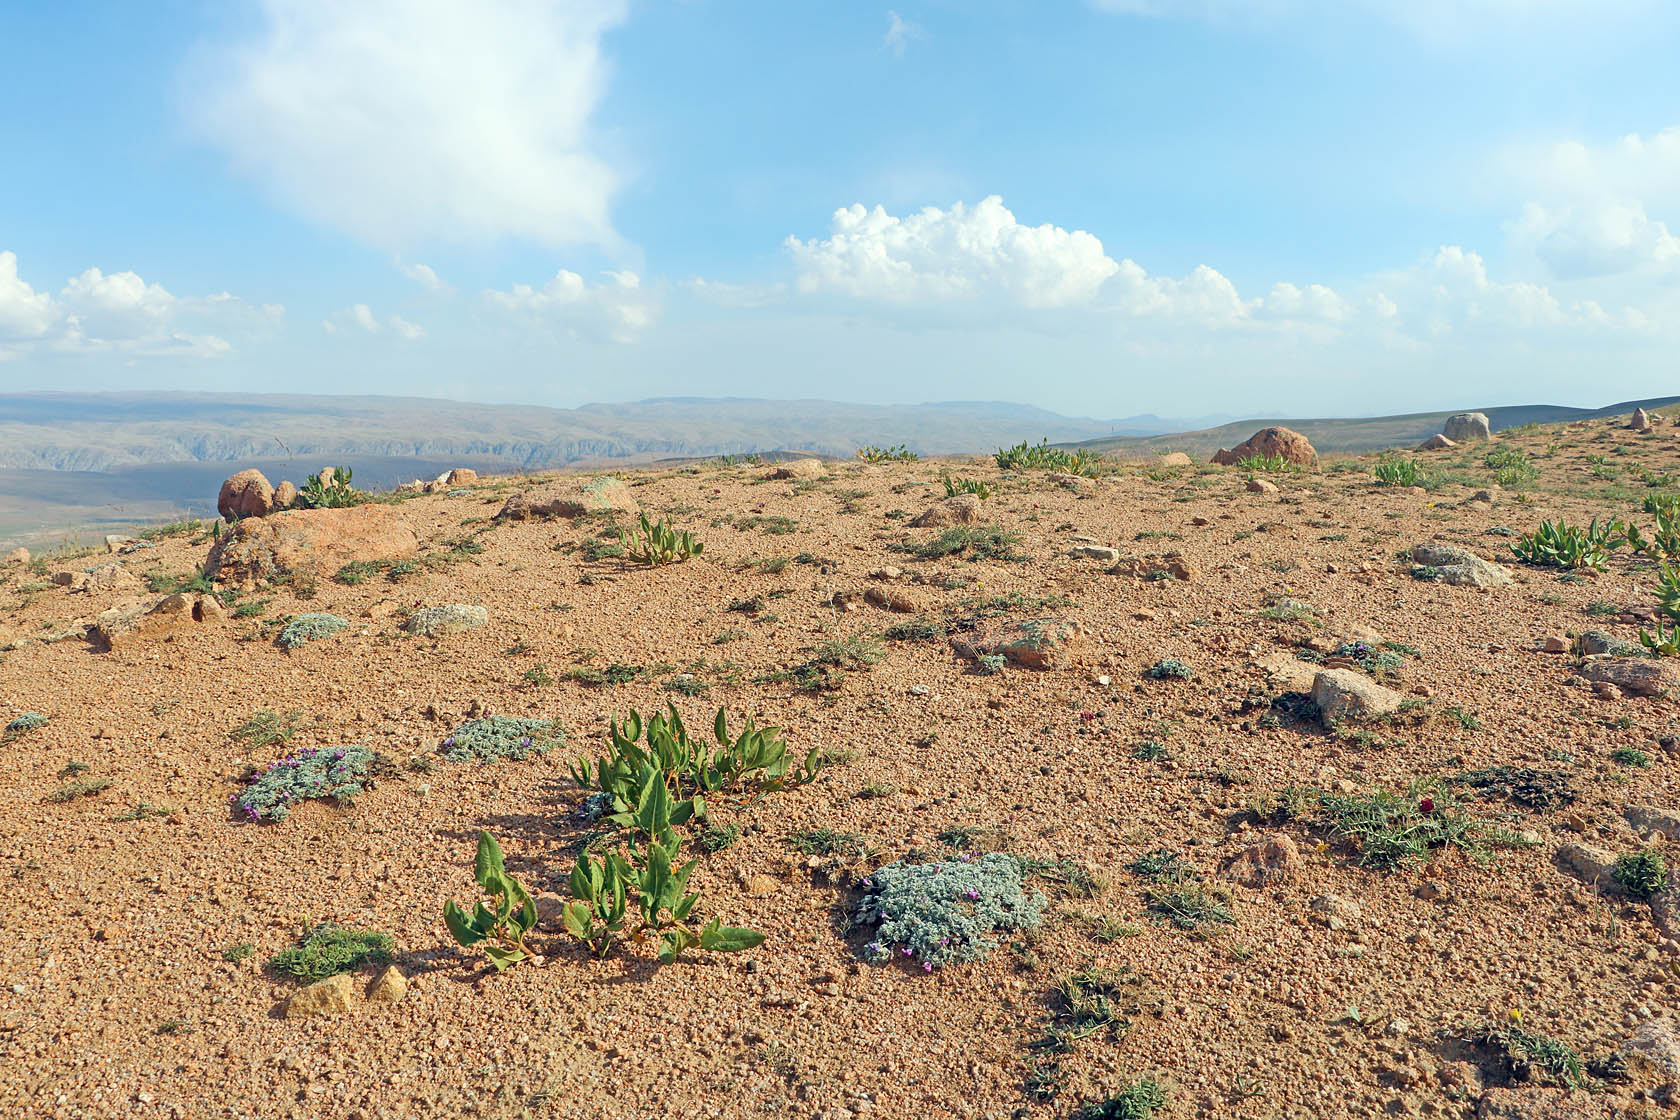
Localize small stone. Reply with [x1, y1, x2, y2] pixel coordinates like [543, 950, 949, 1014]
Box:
[746, 874, 780, 897]
[1069, 545, 1121, 563]
[1247, 478, 1279, 494]
[1541, 635, 1568, 653]
[283, 973, 357, 1018]
[367, 965, 407, 1004]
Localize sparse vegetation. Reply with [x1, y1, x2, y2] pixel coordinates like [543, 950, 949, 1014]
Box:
[268, 922, 393, 981]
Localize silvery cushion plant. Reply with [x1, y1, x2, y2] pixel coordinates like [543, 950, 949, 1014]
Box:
[856, 852, 1046, 971]
[236, 744, 376, 823]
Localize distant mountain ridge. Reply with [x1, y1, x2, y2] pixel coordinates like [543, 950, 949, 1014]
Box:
[0, 392, 1146, 473]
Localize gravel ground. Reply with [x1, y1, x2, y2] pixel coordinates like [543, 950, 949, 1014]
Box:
[2, 419, 1680, 1120]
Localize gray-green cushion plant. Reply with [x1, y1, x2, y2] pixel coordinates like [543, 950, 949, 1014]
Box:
[855, 852, 1045, 971]
[277, 612, 349, 651]
[236, 744, 376, 822]
[440, 716, 562, 764]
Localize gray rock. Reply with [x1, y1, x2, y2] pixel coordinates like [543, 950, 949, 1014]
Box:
[1626, 805, 1680, 840]
[1557, 841, 1618, 890]
[1069, 545, 1120, 563]
[909, 494, 981, 528]
[1578, 630, 1645, 658]
[1442, 412, 1491, 442]
[1310, 668, 1404, 724]
[1409, 543, 1514, 588]
[1579, 657, 1675, 697]
[405, 604, 489, 637]
[1623, 1018, 1680, 1078]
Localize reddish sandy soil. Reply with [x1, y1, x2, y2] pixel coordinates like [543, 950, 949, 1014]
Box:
[4, 418, 1680, 1120]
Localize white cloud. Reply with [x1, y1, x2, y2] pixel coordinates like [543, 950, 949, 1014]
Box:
[0, 252, 56, 341]
[323, 303, 426, 339]
[400, 261, 449, 293]
[188, 0, 629, 249]
[787, 196, 1120, 308]
[883, 11, 923, 57]
[486, 268, 656, 343]
[1509, 201, 1680, 279]
[0, 251, 276, 359]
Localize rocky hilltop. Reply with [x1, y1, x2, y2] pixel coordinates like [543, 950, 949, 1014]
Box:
[5, 414, 1680, 1118]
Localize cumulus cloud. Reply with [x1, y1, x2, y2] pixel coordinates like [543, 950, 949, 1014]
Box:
[188, 0, 628, 249]
[400, 262, 449, 293]
[486, 269, 656, 343]
[787, 196, 1120, 308]
[0, 251, 277, 359]
[1509, 201, 1680, 279]
[323, 304, 426, 339]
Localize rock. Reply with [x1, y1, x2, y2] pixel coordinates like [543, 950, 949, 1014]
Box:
[316, 466, 337, 488]
[1409, 543, 1515, 588]
[1309, 893, 1361, 930]
[366, 966, 407, 1004]
[863, 587, 919, 613]
[1579, 657, 1676, 697]
[1622, 1018, 1680, 1078]
[272, 481, 299, 511]
[1468, 488, 1498, 504]
[205, 505, 420, 585]
[1310, 668, 1404, 724]
[1631, 407, 1653, 432]
[1593, 680, 1624, 701]
[51, 570, 88, 590]
[1109, 553, 1196, 582]
[91, 592, 225, 651]
[217, 469, 275, 521]
[1442, 412, 1491, 442]
[1577, 630, 1644, 658]
[4, 547, 27, 565]
[766, 459, 825, 481]
[950, 618, 1082, 670]
[445, 468, 478, 486]
[283, 973, 357, 1018]
[1541, 635, 1568, 653]
[1069, 545, 1121, 563]
[1415, 433, 1456, 451]
[497, 476, 640, 520]
[1625, 805, 1680, 840]
[745, 874, 780, 898]
[1246, 478, 1279, 494]
[1474, 1086, 1601, 1120]
[1223, 834, 1302, 887]
[404, 604, 489, 637]
[1158, 452, 1193, 468]
[82, 563, 140, 595]
[104, 535, 136, 553]
[866, 566, 903, 580]
[1048, 472, 1095, 491]
[909, 494, 981, 528]
[1557, 841, 1618, 890]
[1211, 426, 1318, 468]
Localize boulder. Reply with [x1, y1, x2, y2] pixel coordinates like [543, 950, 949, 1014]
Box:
[272, 481, 299, 511]
[950, 618, 1081, 670]
[1631, 407, 1653, 432]
[1157, 451, 1194, 469]
[1211, 426, 1318, 468]
[4, 547, 27, 565]
[497, 476, 640, 520]
[1048, 472, 1096, 491]
[217, 469, 275, 521]
[283, 973, 357, 1019]
[766, 459, 826, 481]
[1442, 412, 1491, 442]
[104, 535, 136, 553]
[1557, 841, 1618, 890]
[909, 494, 982, 528]
[205, 505, 420, 585]
[1623, 1018, 1680, 1079]
[1415, 434, 1456, 451]
[92, 592, 225, 651]
[1579, 657, 1676, 697]
[1108, 553, 1195, 582]
[1310, 668, 1404, 724]
[445, 468, 478, 486]
[1409, 544, 1514, 588]
[404, 604, 489, 637]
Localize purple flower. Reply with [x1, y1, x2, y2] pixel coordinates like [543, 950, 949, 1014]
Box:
[922, 962, 933, 973]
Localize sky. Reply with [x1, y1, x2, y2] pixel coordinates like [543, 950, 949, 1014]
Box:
[3, 0, 1680, 421]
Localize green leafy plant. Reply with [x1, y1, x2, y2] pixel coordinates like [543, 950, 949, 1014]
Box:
[1234, 454, 1295, 474]
[297, 466, 366, 509]
[1640, 619, 1680, 656]
[1373, 456, 1422, 487]
[1613, 848, 1668, 900]
[1471, 1022, 1587, 1089]
[268, 922, 393, 981]
[942, 474, 992, 499]
[995, 438, 1102, 475]
[1485, 446, 1539, 488]
[625, 513, 704, 566]
[1143, 658, 1193, 680]
[899, 525, 1027, 562]
[444, 831, 539, 971]
[1075, 1079, 1167, 1120]
[1313, 780, 1525, 871]
[1627, 503, 1680, 559]
[856, 853, 1046, 970]
[1510, 519, 1625, 570]
[570, 705, 822, 817]
[857, 444, 919, 462]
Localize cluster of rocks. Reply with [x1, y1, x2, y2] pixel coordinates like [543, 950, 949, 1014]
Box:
[218, 466, 479, 521]
[1414, 411, 1490, 451]
[1629, 407, 1666, 433]
[396, 467, 479, 494]
[284, 965, 406, 1019]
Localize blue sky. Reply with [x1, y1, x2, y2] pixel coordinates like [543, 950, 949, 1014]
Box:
[3, 1, 1680, 420]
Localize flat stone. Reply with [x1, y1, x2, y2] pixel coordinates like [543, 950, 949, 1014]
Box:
[1311, 668, 1404, 724]
[283, 973, 357, 1018]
